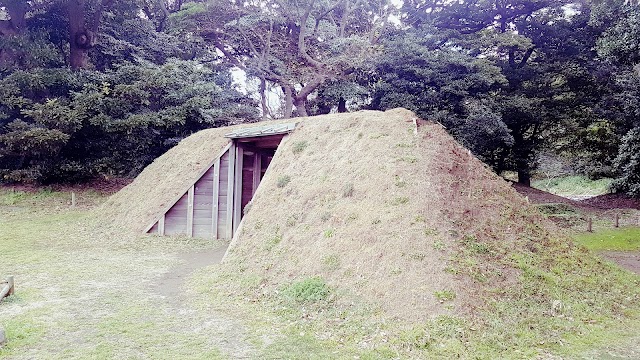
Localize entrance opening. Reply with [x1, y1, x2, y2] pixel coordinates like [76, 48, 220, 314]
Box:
[146, 123, 294, 240]
[232, 134, 285, 231]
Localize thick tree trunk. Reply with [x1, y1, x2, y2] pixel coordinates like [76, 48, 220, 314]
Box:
[66, 0, 111, 69]
[68, 0, 91, 69]
[259, 77, 270, 119]
[69, 41, 91, 69]
[293, 97, 308, 117]
[282, 86, 293, 119]
[517, 168, 531, 187]
[337, 97, 347, 113]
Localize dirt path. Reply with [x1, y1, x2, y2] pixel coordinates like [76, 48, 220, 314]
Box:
[599, 251, 640, 275]
[153, 245, 228, 302]
[147, 244, 256, 359]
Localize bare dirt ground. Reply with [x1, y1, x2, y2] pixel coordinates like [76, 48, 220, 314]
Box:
[512, 182, 639, 213]
[600, 251, 640, 275]
[512, 182, 640, 212]
[153, 246, 228, 302]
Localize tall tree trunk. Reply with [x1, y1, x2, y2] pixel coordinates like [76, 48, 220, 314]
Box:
[337, 97, 347, 113]
[293, 96, 308, 117]
[517, 168, 531, 187]
[67, 0, 112, 69]
[68, 0, 91, 69]
[282, 85, 293, 119]
[259, 77, 270, 119]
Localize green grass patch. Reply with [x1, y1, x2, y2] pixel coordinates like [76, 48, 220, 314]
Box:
[434, 290, 456, 302]
[532, 175, 612, 197]
[391, 196, 409, 205]
[292, 141, 308, 154]
[574, 227, 640, 251]
[277, 175, 291, 188]
[282, 277, 331, 303]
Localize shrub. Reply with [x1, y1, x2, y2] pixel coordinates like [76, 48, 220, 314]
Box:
[277, 175, 291, 188]
[612, 127, 640, 198]
[283, 277, 331, 302]
[292, 141, 308, 154]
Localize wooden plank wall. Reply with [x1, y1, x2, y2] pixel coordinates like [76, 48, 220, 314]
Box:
[149, 149, 232, 239]
[217, 149, 231, 238]
[193, 166, 215, 238]
[164, 192, 189, 235]
[147, 140, 281, 240]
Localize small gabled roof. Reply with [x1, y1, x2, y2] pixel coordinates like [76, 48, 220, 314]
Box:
[224, 123, 296, 139]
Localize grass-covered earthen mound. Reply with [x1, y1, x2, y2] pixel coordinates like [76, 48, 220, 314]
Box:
[218, 109, 635, 319]
[102, 109, 640, 357]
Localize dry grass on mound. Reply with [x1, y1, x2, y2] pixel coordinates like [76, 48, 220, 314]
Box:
[98, 118, 296, 234]
[218, 108, 554, 322]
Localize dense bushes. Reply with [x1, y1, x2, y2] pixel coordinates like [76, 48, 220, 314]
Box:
[0, 61, 257, 183]
[613, 128, 640, 198]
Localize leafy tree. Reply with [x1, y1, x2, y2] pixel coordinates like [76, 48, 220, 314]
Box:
[612, 127, 640, 197]
[380, 0, 608, 185]
[590, 0, 640, 197]
[368, 27, 512, 166]
[0, 60, 257, 183]
[176, 0, 392, 118]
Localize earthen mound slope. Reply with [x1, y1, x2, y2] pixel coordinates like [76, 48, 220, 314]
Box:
[101, 109, 620, 323]
[220, 109, 560, 321]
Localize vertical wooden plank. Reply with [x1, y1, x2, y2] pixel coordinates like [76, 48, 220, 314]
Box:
[212, 157, 220, 239]
[226, 142, 236, 239]
[187, 185, 194, 237]
[233, 145, 244, 236]
[158, 214, 165, 236]
[252, 152, 261, 197]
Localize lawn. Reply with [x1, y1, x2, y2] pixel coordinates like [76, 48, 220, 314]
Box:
[532, 175, 613, 198]
[0, 190, 235, 359]
[574, 227, 640, 251]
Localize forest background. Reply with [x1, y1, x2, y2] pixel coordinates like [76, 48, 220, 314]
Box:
[0, 0, 638, 198]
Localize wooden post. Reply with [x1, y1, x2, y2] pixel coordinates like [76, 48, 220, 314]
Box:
[212, 158, 220, 239]
[226, 143, 236, 239]
[232, 145, 244, 236]
[252, 152, 261, 197]
[71, 192, 76, 207]
[187, 185, 194, 237]
[587, 217, 593, 233]
[158, 214, 165, 236]
[615, 213, 620, 228]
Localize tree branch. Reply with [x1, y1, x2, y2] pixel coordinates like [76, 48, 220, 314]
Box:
[518, 46, 536, 68]
[90, 0, 114, 34]
[297, 0, 325, 69]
